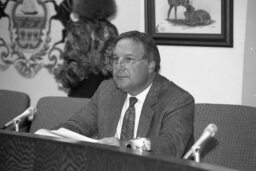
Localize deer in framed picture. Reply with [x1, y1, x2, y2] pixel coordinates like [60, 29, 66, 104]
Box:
[167, 0, 189, 20]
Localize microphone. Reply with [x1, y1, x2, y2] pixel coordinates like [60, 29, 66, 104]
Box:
[1, 107, 37, 129]
[183, 123, 218, 159]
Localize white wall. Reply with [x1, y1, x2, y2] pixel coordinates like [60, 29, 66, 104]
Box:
[242, 0, 256, 107]
[0, 0, 251, 107]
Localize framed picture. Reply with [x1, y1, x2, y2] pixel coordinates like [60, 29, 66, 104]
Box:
[145, 0, 233, 47]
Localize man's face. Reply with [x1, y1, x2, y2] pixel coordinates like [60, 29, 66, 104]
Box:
[112, 38, 154, 95]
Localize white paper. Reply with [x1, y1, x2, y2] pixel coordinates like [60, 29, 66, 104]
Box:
[35, 128, 98, 143]
[35, 128, 62, 138]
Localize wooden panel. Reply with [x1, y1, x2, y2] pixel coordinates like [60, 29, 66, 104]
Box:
[0, 130, 235, 171]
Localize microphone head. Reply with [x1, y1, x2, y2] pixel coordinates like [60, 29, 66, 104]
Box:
[205, 123, 218, 137]
[28, 107, 37, 121]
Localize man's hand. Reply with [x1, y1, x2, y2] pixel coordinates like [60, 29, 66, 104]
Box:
[98, 137, 121, 146]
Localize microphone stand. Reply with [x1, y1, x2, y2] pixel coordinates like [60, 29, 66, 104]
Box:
[1, 119, 21, 132]
[183, 144, 201, 162]
[13, 119, 21, 132]
[191, 146, 201, 162]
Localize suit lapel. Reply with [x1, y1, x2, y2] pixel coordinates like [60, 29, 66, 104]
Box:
[136, 99, 155, 137]
[106, 90, 126, 136]
[137, 75, 165, 137]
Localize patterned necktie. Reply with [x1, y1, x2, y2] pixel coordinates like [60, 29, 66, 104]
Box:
[120, 97, 138, 141]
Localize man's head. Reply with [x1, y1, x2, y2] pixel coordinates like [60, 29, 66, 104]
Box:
[112, 31, 161, 95]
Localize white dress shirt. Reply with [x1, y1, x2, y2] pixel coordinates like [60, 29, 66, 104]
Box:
[115, 84, 152, 139]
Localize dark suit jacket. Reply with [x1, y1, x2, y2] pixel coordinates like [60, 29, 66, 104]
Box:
[62, 74, 195, 157]
[68, 73, 111, 98]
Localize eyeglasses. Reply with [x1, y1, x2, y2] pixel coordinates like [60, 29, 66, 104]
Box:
[112, 56, 145, 68]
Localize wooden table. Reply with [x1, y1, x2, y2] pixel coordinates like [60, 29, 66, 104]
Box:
[0, 130, 236, 171]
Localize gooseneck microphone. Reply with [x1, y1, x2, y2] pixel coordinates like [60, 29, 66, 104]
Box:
[1, 106, 37, 129]
[183, 123, 218, 160]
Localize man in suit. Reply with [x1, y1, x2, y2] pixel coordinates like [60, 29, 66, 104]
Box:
[60, 31, 194, 157]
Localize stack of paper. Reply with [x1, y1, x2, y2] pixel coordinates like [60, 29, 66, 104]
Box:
[35, 128, 98, 143]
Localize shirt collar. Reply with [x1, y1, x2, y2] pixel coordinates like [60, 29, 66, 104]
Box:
[127, 84, 152, 103]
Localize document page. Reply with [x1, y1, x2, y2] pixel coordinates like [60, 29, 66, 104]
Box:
[35, 128, 98, 143]
[35, 128, 62, 138]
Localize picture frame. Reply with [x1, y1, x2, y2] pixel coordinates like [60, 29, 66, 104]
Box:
[145, 0, 233, 47]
